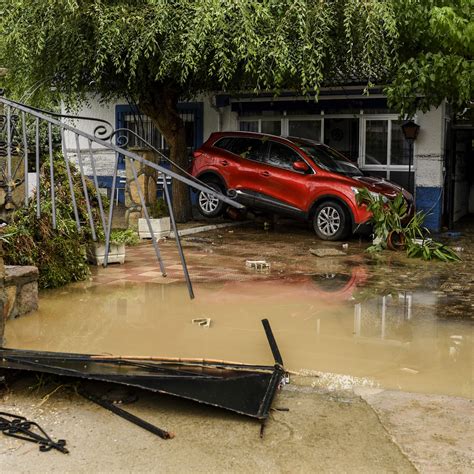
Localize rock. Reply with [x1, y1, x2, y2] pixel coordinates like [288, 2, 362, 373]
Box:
[4, 265, 39, 319]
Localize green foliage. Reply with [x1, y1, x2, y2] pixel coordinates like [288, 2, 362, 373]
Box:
[406, 238, 461, 262]
[147, 198, 169, 219]
[2, 155, 105, 288]
[385, 0, 473, 116]
[356, 188, 461, 262]
[1, 1, 470, 115]
[356, 188, 408, 251]
[108, 228, 140, 246]
[0, 0, 398, 105]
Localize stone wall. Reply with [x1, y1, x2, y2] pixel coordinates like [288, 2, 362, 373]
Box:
[4, 265, 38, 321]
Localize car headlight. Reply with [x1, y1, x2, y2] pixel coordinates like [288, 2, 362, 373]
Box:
[351, 187, 388, 203]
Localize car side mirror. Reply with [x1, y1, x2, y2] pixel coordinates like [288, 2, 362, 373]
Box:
[293, 161, 309, 172]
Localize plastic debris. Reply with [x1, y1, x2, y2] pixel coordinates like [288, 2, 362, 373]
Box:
[192, 318, 211, 328]
[245, 260, 270, 271]
[309, 248, 346, 257]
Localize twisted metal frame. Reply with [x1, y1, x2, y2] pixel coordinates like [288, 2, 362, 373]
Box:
[0, 96, 243, 299]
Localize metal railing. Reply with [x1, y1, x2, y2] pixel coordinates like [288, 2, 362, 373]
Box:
[0, 96, 243, 299]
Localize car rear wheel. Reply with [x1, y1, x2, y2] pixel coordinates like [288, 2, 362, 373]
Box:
[313, 201, 350, 241]
[197, 182, 226, 218]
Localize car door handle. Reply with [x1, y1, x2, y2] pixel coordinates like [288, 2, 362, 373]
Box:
[260, 171, 271, 177]
[220, 160, 229, 166]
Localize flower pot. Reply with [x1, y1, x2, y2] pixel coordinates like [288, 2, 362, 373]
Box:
[87, 242, 126, 265]
[138, 217, 171, 239]
[387, 231, 406, 251]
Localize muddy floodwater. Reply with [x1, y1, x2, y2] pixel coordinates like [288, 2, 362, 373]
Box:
[5, 275, 472, 399]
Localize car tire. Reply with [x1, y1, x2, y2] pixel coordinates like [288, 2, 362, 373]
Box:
[312, 201, 350, 241]
[197, 182, 227, 218]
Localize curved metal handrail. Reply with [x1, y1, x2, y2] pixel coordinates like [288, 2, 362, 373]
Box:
[0, 96, 244, 299]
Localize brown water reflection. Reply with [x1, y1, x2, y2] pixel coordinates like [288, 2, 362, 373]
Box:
[4, 273, 472, 399]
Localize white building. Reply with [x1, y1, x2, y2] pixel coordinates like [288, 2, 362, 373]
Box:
[64, 87, 474, 231]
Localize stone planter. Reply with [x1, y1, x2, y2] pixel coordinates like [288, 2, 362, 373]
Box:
[87, 242, 126, 265]
[138, 217, 171, 239]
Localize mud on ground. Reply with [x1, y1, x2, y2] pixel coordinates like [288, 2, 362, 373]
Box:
[180, 217, 473, 320]
[0, 374, 417, 473]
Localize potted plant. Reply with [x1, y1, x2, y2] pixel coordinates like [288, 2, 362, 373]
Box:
[87, 228, 139, 265]
[138, 197, 171, 240]
[356, 188, 460, 262]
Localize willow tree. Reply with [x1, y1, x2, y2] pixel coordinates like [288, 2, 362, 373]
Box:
[0, 0, 399, 220]
[386, 0, 473, 116]
[2, 1, 470, 221]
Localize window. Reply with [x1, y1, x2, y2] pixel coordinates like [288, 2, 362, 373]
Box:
[365, 120, 388, 165]
[362, 118, 414, 190]
[240, 119, 281, 135]
[363, 119, 411, 167]
[266, 141, 302, 170]
[324, 118, 359, 162]
[288, 120, 321, 141]
[231, 137, 267, 162]
[236, 112, 413, 190]
[214, 137, 235, 152]
[390, 121, 410, 165]
[261, 120, 281, 135]
[299, 144, 362, 177]
[240, 121, 258, 132]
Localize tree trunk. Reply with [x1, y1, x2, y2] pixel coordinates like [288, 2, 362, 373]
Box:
[138, 85, 192, 223]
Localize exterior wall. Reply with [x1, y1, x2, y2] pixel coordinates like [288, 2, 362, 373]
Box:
[63, 94, 449, 231]
[202, 94, 220, 141]
[220, 105, 238, 132]
[414, 106, 445, 231]
[62, 99, 118, 185]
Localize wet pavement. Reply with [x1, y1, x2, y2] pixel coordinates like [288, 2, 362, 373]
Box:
[2, 216, 473, 472]
[4, 217, 473, 399]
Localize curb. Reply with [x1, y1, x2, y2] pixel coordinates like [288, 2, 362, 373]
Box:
[169, 220, 252, 238]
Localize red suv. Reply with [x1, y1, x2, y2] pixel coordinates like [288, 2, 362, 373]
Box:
[191, 132, 413, 240]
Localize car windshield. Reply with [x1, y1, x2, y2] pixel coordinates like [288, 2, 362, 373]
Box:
[299, 144, 363, 177]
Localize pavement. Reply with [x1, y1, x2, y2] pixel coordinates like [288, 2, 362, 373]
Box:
[1, 373, 472, 473]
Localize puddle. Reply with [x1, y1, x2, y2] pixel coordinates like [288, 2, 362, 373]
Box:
[4, 275, 472, 399]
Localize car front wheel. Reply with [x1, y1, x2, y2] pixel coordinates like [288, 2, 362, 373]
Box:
[313, 201, 350, 241]
[197, 182, 226, 217]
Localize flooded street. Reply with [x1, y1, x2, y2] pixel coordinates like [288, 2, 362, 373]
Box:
[2, 221, 473, 473]
[5, 275, 472, 398]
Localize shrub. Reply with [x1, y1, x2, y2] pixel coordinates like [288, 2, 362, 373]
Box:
[3, 155, 106, 288]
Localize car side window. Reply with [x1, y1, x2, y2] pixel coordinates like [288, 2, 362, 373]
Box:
[266, 141, 302, 171]
[230, 138, 267, 162]
[213, 137, 235, 152]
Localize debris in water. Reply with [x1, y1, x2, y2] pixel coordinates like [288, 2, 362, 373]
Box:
[309, 248, 346, 257]
[245, 260, 270, 271]
[400, 367, 419, 374]
[0, 320, 286, 423]
[192, 318, 212, 328]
